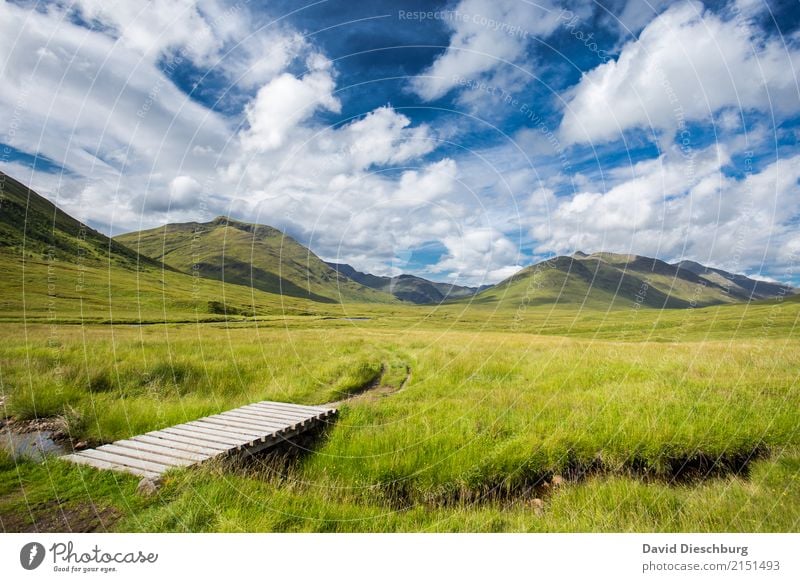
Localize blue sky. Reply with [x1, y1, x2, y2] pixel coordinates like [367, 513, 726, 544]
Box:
[1, 0, 799, 285]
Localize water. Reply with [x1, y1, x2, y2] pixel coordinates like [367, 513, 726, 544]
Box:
[0, 429, 66, 460]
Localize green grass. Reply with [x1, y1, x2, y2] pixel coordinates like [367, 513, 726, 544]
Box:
[1, 302, 798, 532]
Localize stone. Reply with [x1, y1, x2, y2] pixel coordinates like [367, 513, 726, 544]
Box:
[136, 477, 162, 497]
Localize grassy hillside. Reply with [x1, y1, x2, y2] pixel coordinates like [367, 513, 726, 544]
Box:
[116, 218, 396, 304]
[0, 171, 160, 270]
[0, 172, 356, 321]
[469, 252, 791, 309]
[327, 261, 480, 304]
[675, 259, 789, 300]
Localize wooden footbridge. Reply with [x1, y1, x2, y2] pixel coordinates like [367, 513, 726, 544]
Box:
[63, 401, 337, 479]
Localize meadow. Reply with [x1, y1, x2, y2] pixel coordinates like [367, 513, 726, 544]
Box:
[1, 297, 798, 532]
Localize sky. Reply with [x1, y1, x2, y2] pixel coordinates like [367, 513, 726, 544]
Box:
[1, 0, 799, 286]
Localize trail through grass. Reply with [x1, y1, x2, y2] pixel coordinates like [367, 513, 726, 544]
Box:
[1, 303, 798, 531]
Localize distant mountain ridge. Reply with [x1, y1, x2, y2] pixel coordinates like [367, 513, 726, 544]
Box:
[2, 170, 791, 313]
[469, 251, 793, 309]
[326, 261, 484, 304]
[672, 259, 788, 300]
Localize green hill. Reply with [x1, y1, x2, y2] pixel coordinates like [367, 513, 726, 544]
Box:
[326, 261, 481, 304]
[468, 252, 793, 309]
[0, 171, 161, 270]
[0, 171, 343, 321]
[115, 218, 395, 304]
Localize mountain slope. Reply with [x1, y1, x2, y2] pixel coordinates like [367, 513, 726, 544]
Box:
[0, 171, 161, 270]
[468, 252, 792, 309]
[115, 218, 395, 304]
[673, 259, 789, 300]
[326, 261, 481, 304]
[0, 171, 340, 320]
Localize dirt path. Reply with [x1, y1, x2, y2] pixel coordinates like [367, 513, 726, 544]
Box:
[326, 362, 411, 408]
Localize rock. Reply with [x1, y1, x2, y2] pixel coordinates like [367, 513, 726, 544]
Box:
[551, 475, 565, 487]
[136, 477, 162, 497]
[530, 498, 544, 515]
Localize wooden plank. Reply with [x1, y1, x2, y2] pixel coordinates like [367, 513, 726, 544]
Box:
[116, 438, 210, 462]
[98, 444, 196, 468]
[237, 408, 319, 427]
[248, 407, 333, 425]
[73, 449, 171, 475]
[250, 401, 331, 416]
[245, 408, 331, 429]
[217, 408, 298, 425]
[202, 414, 286, 433]
[244, 403, 316, 418]
[63, 453, 159, 479]
[223, 408, 308, 426]
[185, 421, 266, 441]
[255, 400, 335, 413]
[250, 401, 332, 416]
[62, 400, 340, 477]
[190, 418, 265, 436]
[163, 425, 249, 447]
[240, 425, 306, 456]
[222, 408, 298, 421]
[161, 426, 247, 447]
[138, 431, 230, 452]
[213, 416, 297, 434]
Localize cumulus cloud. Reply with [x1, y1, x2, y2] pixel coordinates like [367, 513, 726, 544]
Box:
[67, 0, 222, 63]
[605, 0, 675, 38]
[239, 57, 340, 153]
[527, 144, 800, 277]
[67, 0, 309, 87]
[432, 227, 523, 283]
[560, 1, 800, 144]
[342, 107, 437, 170]
[0, 0, 231, 227]
[410, 0, 567, 101]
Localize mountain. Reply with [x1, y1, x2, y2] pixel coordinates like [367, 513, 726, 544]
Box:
[326, 262, 482, 304]
[0, 171, 161, 270]
[0, 171, 342, 320]
[469, 252, 793, 309]
[672, 259, 789, 300]
[115, 218, 395, 304]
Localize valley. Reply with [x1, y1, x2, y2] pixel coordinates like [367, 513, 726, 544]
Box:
[1, 171, 798, 533]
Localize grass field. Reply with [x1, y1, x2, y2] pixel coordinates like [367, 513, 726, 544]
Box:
[1, 297, 798, 532]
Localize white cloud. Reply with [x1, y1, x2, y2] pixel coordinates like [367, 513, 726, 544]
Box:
[410, 0, 565, 101]
[0, 0, 231, 228]
[239, 57, 340, 153]
[609, 0, 675, 37]
[560, 1, 800, 144]
[432, 227, 523, 283]
[68, 0, 221, 63]
[342, 107, 436, 170]
[67, 0, 309, 87]
[527, 144, 800, 277]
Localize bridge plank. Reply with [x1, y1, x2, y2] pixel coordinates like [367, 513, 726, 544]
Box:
[63, 401, 338, 477]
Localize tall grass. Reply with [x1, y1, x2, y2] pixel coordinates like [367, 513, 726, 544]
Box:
[0, 303, 798, 531]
